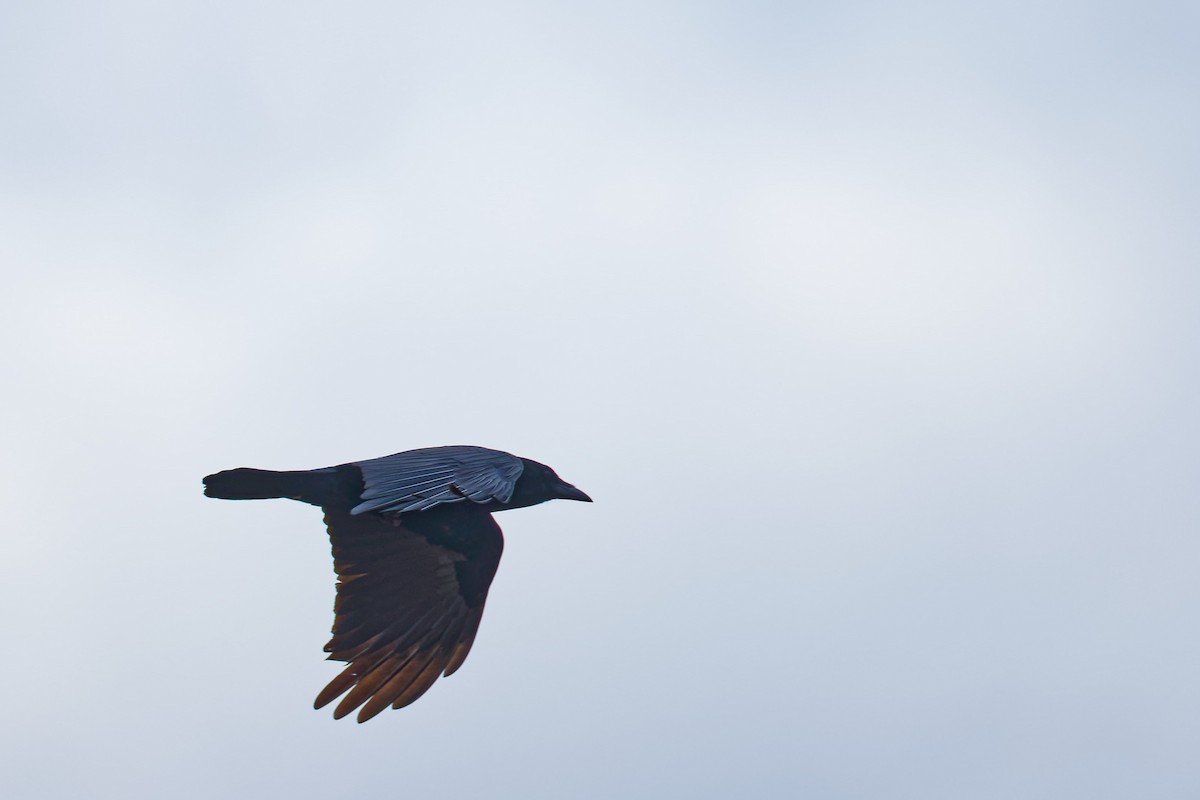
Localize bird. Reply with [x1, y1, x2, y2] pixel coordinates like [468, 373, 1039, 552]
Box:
[202, 445, 591, 722]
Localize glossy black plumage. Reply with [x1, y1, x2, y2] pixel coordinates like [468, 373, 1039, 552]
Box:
[203, 445, 590, 721]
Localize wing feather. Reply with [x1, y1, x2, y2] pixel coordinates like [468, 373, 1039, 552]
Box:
[358, 614, 469, 721]
[314, 503, 504, 721]
[443, 608, 485, 677]
[349, 446, 524, 515]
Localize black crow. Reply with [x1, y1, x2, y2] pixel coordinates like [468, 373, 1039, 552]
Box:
[203, 445, 591, 722]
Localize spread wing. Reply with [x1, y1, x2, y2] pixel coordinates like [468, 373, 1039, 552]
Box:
[315, 504, 504, 722]
[349, 446, 524, 515]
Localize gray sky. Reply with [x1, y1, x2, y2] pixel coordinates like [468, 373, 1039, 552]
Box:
[3, 2, 1198, 798]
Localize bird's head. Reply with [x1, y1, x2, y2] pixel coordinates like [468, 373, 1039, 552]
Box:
[508, 458, 592, 508]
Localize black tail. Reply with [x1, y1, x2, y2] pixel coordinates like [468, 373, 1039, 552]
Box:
[203, 467, 337, 506]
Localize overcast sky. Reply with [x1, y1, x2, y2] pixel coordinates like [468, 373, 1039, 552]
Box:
[3, 2, 1199, 798]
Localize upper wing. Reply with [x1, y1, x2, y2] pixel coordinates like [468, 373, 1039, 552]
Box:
[315, 503, 504, 722]
[349, 446, 524, 515]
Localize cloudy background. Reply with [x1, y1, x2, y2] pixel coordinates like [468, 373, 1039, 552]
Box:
[2, 1, 1198, 797]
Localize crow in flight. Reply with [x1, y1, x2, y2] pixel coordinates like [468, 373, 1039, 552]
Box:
[203, 445, 591, 722]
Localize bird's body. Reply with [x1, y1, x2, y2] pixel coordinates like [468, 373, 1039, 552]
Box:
[203, 445, 590, 722]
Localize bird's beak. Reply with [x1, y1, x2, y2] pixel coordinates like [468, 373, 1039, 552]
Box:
[556, 482, 593, 502]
